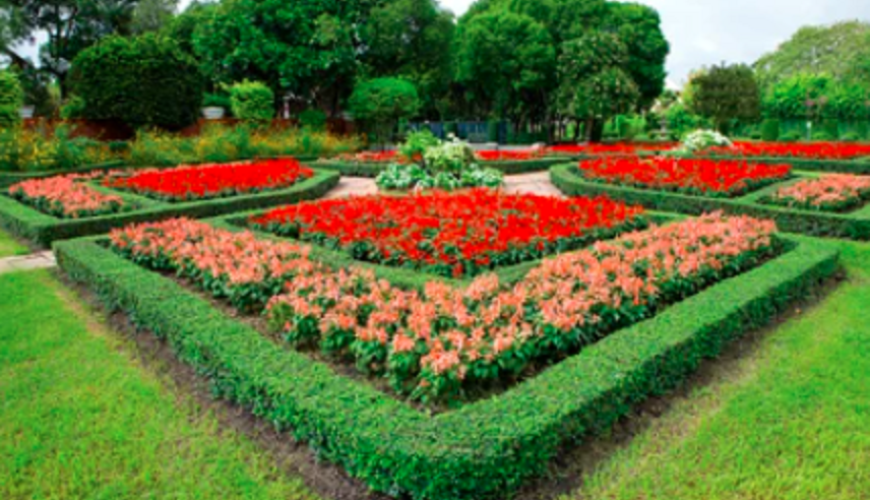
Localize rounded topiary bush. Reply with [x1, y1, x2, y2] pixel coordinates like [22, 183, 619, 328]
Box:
[0, 70, 23, 129]
[228, 80, 274, 121]
[70, 34, 204, 130]
[760, 118, 780, 141]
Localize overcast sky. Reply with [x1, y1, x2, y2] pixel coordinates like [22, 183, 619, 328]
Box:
[14, 0, 870, 89]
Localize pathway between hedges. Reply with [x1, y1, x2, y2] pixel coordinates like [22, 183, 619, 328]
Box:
[0, 172, 560, 275]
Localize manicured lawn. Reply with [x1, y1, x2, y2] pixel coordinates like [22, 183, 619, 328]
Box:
[0, 269, 321, 500]
[569, 240, 870, 500]
[0, 228, 27, 257]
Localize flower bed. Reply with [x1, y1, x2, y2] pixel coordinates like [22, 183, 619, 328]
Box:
[104, 159, 314, 201]
[266, 213, 777, 402]
[577, 156, 791, 197]
[764, 174, 870, 212]
[475, 149, 543, 161]
[709, 141, 870, 160]
[548, 143, 677, 156]
[8, 173, 126, 219]
[250, 189, 645, 278]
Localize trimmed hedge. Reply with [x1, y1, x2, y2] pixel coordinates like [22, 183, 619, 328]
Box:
[55, 227, 838, 500]
[0, 169, 339, 247]
[315, 157, 568, 178]
[573, 151, 870, 174]
[552, 163, 870, 240]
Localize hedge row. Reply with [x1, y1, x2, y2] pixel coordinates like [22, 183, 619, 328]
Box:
[573, 152, 870, 174]
[0, 169, 339, 247]
[551, 163, 870, 240]
[55, 229, 838, 500]
[315, 157, 569, 178]
[0, 155, 322, 189]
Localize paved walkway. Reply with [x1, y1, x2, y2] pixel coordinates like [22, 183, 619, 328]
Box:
[0, 171, 563, 275]
[0, 251, 56, 275]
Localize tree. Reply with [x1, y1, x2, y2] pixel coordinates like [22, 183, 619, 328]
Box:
[70, 34, 203, 130]
[453, 9, 555, 127]
[348, 78, 420, 148]
[2, 0, 139, 95]
[130, 0, 177, 34]
[362, 0, 455, 119]
[0, 69, 23, 127]
[191, 0, 375, 115]
[689, 63, 761, 132]
[764, 73, 834, 121]
[604, 2, 669, 108]
[558, 32, 639, 141]
[754, 21, 870, 89]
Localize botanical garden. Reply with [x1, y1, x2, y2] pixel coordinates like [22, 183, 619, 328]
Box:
[1, 0, 869, 499]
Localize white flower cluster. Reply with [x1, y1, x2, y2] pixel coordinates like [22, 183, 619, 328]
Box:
[679, 129, 733, 153]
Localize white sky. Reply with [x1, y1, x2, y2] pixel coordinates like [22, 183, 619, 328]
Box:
[14, 0, 870, 90]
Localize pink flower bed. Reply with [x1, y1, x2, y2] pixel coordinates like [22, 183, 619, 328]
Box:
[266, 213, 778, 402]
[109, 214, 779, 403]
[9, 174, 125, 219]
[766, 174, 870, 212]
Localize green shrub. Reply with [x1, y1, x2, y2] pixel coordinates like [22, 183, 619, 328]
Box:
[487, 120, 499, 143]
[760, 119, 780, 141]
[59, 96, 87, 120]
[856, 121, 869, 140]
[0, 70, 23, 129]
[822, 119, 840, 140]
[203, 92, 231, 109]
[811, 130, 833, 141]
[298, 108, 327, 131]
[228, 80, 274, 121]
[780, 130, 803, 142]
[348, 78, 419, 146]
[841, 131, 861, 142]
[70, 34, 204, 130]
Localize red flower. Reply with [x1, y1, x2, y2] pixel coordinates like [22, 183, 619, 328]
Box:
[105, 159, 313, 201]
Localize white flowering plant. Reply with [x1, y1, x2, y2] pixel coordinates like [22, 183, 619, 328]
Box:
[678, 129, 733, 153]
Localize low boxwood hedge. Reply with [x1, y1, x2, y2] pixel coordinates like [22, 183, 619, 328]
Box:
[573, 152, 870, 174]
[0, 168, 339, 247]
[551, 163, 870, 240]
[55, 226, 838, 500]
[315, 157, 568, 178]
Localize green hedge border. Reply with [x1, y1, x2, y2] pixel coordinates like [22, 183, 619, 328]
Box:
[55, 228, 838, 500]
[551, 163, 870, 240]
[315, 157, 568, 178]
[0, 155, 321, 189]
[0, 168, 339, 247]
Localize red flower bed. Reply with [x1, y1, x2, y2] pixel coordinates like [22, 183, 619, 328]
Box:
[475, 148, 543, 161]
[765, 174, 870, 212]
[104, 159, 313, 201]
[266, 213, 778, 402]
[9, 173, 125, 219]
[250, 189, 645, 278]
[709, 141, 870, 160]
[547, 143, 677, 156]
[577, 156, 791, 197]
[336, 151, 403, 163]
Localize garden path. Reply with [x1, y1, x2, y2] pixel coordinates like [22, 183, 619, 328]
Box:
[0, 172, 561, 275]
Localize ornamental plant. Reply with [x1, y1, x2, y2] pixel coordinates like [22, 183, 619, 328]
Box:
[764, 174, 870, 212]
[228, 80, 275, 121]
[265, 213, 778, 402]
[104, 159, 313, 202]
[250, 189, 645, 278]
[9, 173, 125, 218]
[0, 70, 23, 129]
[577, 156, 791, 197]
[677, 129, 733, 153]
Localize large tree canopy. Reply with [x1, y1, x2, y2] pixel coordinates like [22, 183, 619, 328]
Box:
[754, 21, 870, 89]
[689, 63, 761, 132]
[453, 9, 555, 124]
[362, 0, 454, 119]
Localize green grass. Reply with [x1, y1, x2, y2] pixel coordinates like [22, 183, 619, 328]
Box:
[568, 240, 870, 500]
[0, 269, 321, 500]
[0, 228, 27, 257]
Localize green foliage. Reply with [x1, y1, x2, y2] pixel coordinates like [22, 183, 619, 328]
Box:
[558, 32, 639, 131]
[764, 73, 834, 121]
[780, 130, 803, 142]
[398, 129, 440, 160]
[0, 69, 23, 128]
[821, 119, 840, 140]
[755, 21, 870, 89]
[454, 9, 555, 121]
[760, 118, 781, 141]
[689, 63, 761, 132]
[0, 127, 114, 172]
[348, 78, 420, 145]
[52, 228, 836, 500]
[228, 80, 274, 121]
[298, 108, 327, 131]
[202, 92, 231, 109]
[59, 95, 86, 119]
[70, 34, 204, 130]
[362, 0, 455, 119]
